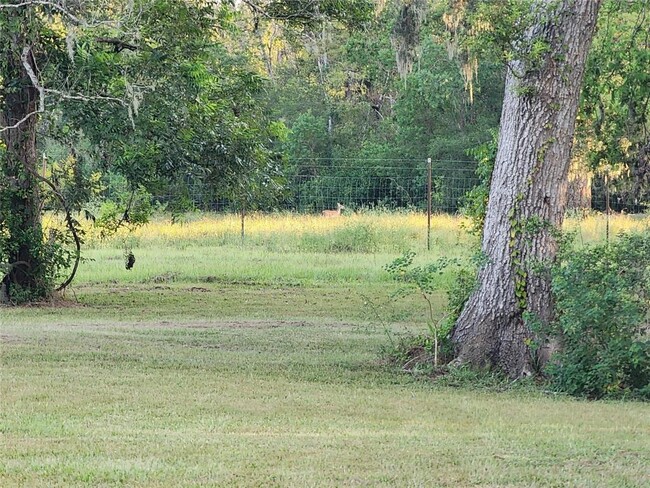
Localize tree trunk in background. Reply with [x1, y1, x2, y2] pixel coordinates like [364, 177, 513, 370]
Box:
[452, 0, 602, 378]
[566, 157, 593, 213]
[1, 31, 45, 301]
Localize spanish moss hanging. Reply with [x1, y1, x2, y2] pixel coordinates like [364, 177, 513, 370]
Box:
[391, 0, 428, 81]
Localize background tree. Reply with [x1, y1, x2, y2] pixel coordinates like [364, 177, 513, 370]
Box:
[256, 0, 504, 210]
[577, 0, 649, 211]
[0, 0, 323, 302]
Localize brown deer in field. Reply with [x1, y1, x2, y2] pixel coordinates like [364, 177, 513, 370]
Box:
[322, 203, 345, 217]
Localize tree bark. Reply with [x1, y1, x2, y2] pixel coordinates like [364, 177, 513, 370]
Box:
[452, 0, 602, 377]
[1, 25, 45, 301]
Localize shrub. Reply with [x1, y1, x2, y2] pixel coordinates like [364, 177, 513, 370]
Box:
[384, 251, 458, 368]
[548, 232, 650, 399]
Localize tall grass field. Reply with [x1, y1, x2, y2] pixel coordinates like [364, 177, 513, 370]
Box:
[2, 211, 649, 486]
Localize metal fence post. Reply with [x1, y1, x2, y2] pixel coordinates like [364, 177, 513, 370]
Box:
[241, 201, 246, 245]
[427, 157, 432, 251]
[605, 170, 610, 243]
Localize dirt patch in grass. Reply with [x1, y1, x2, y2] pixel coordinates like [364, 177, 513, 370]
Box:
[187, 286, 210, 293]
[148, 319, 316, 329]
[72, 319, 356, 332]
[0, 333, 25, 344]
[2, 294, 86, 309]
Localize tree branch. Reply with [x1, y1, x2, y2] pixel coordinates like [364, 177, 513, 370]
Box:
[1, 46, 127, 133]
[0, 110, 42, 133]
[95, 37, 139, 53]
[0, 1, 83, 25]
[44, 88, 127, 107]
[28, 169, 82, 292]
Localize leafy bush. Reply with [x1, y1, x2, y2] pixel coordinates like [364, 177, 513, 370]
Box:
[548, 232, 650, 399]
[384, 251, 458, 368]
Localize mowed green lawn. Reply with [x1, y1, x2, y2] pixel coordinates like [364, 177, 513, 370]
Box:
[2, 212, 649, 487]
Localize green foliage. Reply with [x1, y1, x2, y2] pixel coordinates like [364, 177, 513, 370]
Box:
[265, 5, 503, 211]
[286, 111, 331, 160]
[384, 250, 455, 294]
[449, 0, 559, 70]
[384, 250, 458, 367]
[578, 0, 650, 207]
[92, 186, 153, 239]
[63, 0, 287, 210]
[263, 0, 374, 27]
[0, 193, 74, 303]
[393, 37, 503, 161]
[548, 232, 650, 399]
[0, 148, 74, 302]
[462, 130, 497, 235]
[2, 0, 309, 300]
[444, 262, 479, 326]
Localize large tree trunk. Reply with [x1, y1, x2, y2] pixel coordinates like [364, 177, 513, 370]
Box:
[452, 0, 602, 377]
[1, 29, 45, 302]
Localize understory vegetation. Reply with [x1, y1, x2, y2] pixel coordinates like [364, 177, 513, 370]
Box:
[547, 233, 650, 399]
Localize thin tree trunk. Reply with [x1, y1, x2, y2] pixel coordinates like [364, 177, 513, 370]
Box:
[1, 30, 45, 301]
[566, 157, 593, 213]
[452, 0, 602, 377]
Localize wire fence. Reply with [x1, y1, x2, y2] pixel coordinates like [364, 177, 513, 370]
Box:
[148, 158, 647, 216]
[284, 158, 480, 213]
[591, 178, 646, 214]
[153, 159, 481, 214]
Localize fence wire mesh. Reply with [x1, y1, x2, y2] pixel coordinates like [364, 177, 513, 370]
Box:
[147, 158, 647, 215]
[151, 159, 481, 214]
[284, 159, 479, 213]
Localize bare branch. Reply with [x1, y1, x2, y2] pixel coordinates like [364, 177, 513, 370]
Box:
[44, 88, 127, 107]
[0, 110, 42, 133]
[21, 45, 45, 112]
[0, 1, 83, 25]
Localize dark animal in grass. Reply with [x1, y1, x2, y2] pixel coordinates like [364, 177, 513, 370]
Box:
[125, 252, 136, 270]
